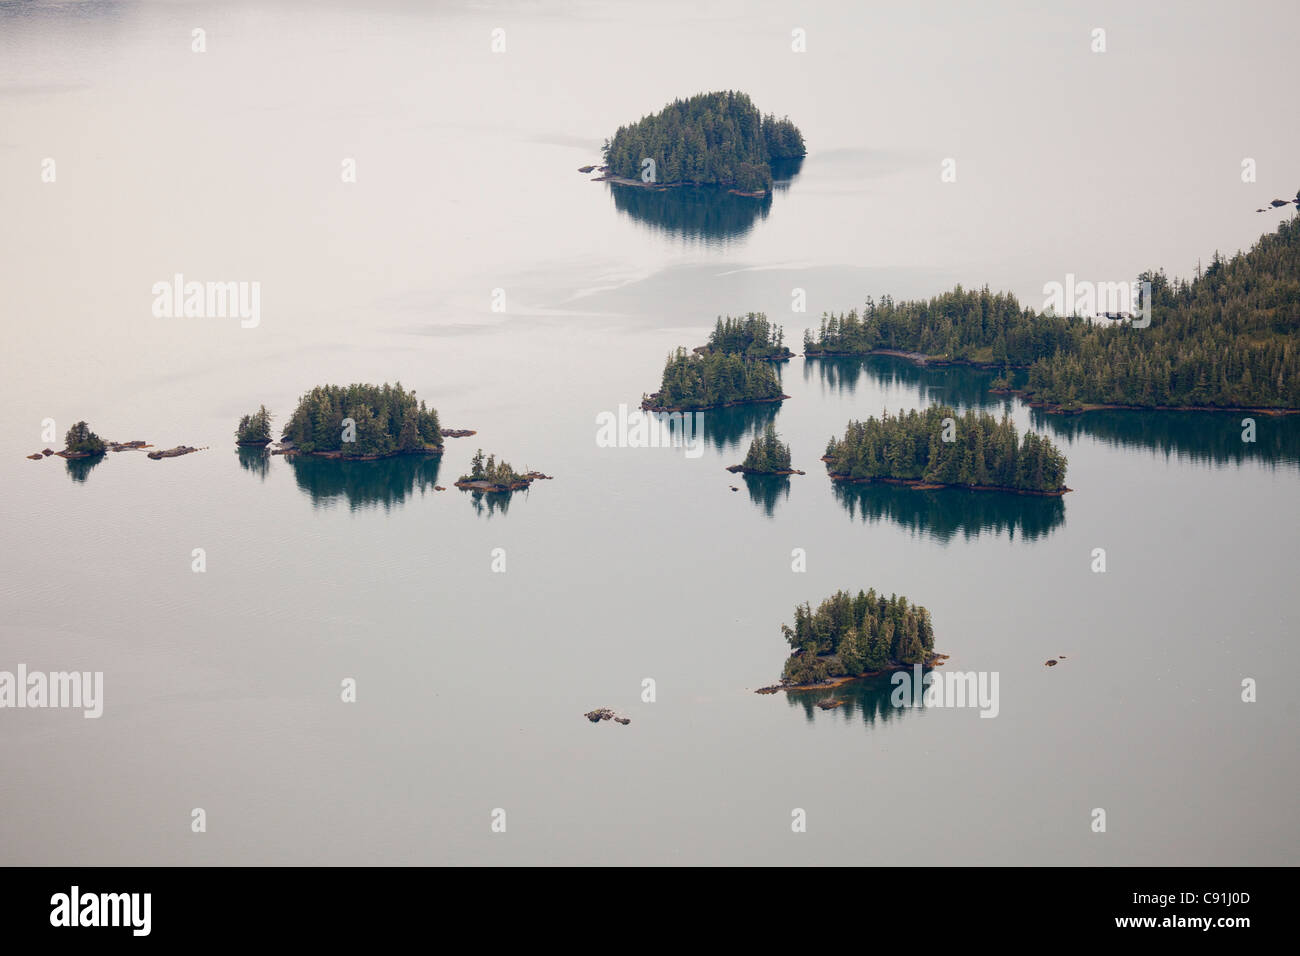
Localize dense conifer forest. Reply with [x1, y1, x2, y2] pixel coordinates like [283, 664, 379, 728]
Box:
[63, 421, 105, 456]
[235, 405, 273, 445]
[282, 383, 442, 458]
[779, 589, 936, 685]
[824, 406, 1069, 494]
[804, 220, 1300, 411]
[704, 313, 792, 359]
[644, 348, 786, 410]
[736, 422, 794, 473]
[602, 91, 805, 193]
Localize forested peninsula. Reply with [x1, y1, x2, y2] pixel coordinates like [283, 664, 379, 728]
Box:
[600, 91, 805, 195]
[642, 347, 788, 412]
[824, 407, 1069, 495]
[760, 589, 944, 691]
[803, 220, 1300, 413]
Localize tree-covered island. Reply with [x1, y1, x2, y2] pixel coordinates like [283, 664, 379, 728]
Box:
[235, 405, 274, 446]
[281, 383, 444, 460]
[642, 348, 788, 412]
[455, 449, 550, 493]
[803, 220, 1300, 413]
[699, 313, 793, 360]
[824, 406, 1069, 495]
[59, 421, 106, 458]
[600, 91, 805, 196]
[727, 422, 804, 475]
[761, 589, 944, 690]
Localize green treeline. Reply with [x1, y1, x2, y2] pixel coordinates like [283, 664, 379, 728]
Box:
[602, 91, 805, 192]
[649, 348, 785, 410]
[283, 383, 442, 458]
[780, 589, 936, 684]
[706, 313, 791, 359]
[740, 422, 793, 472]
[460, 449, 525, 486]
[1023, 220, 1300, 409]
[235, 405, 273, 443]
[825, 406, 1068, 493]
[804, 220, 1300, 410]
[64, 421, 105, 456]
[803, 287, 1078, 367]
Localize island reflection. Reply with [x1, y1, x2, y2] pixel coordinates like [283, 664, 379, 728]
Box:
[607, 157, 802, 244]
[287, 454, 443, 511]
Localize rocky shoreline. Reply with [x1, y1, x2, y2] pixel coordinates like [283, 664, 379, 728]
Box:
[756, 652, 950, 695]
[454, 471, 552, 493]
[640, 392, 789, 414]
[726, 464, 805, 476]
[823, 458, 1071, 497]
[803, 348, 1008, 370]
[580, 164, 770, 197]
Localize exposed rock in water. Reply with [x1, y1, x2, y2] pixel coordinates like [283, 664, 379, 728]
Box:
[434, 485, 446, 491]
[148, 445, 201, 460]
[1045, 659, 1058, 666]
[584, 708, 630, 725]
[577, 165, 597, 173]
[26, 453, 42, 460]
[41, 449, 54, 456]
[107, 440, 149, 452]
[441, 429, 477, 438]
[614, 717, 631, 725]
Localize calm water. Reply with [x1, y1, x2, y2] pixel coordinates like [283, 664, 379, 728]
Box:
[2, 0, 1297, 866]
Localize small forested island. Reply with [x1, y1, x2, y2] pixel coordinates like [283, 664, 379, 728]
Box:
[235, 405, 273, 446]
[642, 348, 788, 412]
[727, 422, 803, 475]
[824, 406, 1069, 495]
[761, 589, 943, 691]
[600, 91, 805, 195]
[455, 449, 550, 493]
[59, 421, 106, 458]
[700, 313, 793, 360]
[28, 422, 165, 463]
[281, 383, 443, 459]
[803, 220, 1300, 412]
